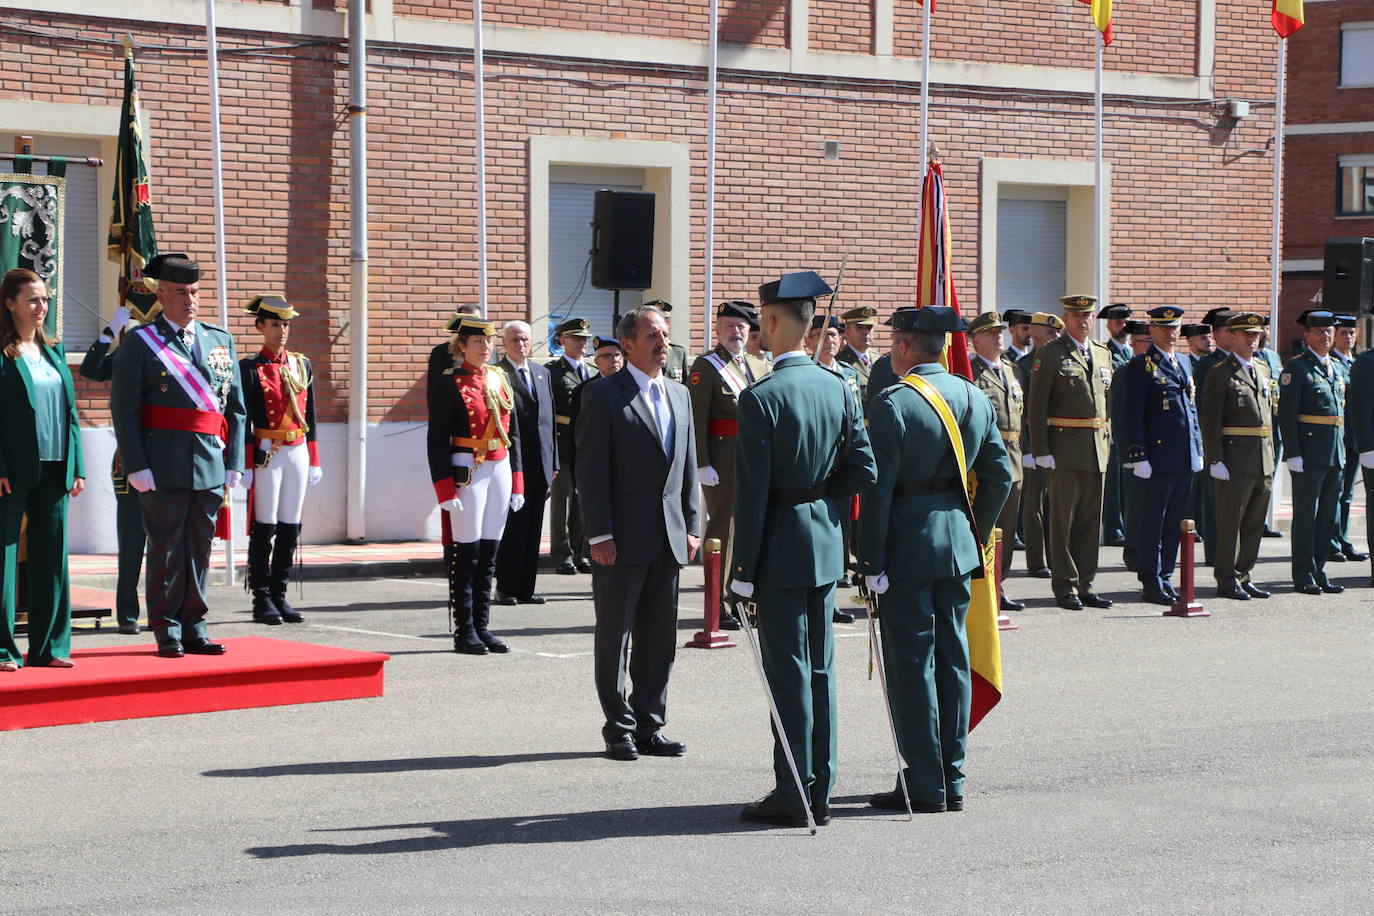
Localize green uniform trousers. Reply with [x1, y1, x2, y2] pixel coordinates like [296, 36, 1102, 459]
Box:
[548, 470, 583, 567]
[995, 480, 1022, 586]
[703, 483, 733, 613]
[757, 583, 836, 808]
[1021, 466, 1049, 571]
[879, 575, 971, 805]
[115, 487, 146, 627]
[1213, 473, 1271, 590]
[0, 461, 72, 666]
[1047, 467, 1104, 600]
[1193, 469, 1217, 565]
[1290, 467, 1341, 587]
[1103, 444, 1125, 541]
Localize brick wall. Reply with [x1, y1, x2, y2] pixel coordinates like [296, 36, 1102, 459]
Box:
[810, 0, 871, 54]
[1285, 0, 1374, 127]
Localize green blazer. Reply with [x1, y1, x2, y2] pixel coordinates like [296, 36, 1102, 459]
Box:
[1277, 348, 1345, 470]
[857, 362, 1012, 581]
[731, 354, 875, 587]
[1199, 354, 1276, 476]
[110, 317, 246, 490]
[0, 342, 84, 490]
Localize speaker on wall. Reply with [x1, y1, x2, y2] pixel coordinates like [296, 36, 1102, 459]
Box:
[591, 189, 655, 290]
[1323, 237, 1374, 315]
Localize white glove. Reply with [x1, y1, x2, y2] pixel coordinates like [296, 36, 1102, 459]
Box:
[1020, 454, 1035, 469]
[510, 493, 526, 512]
[1286, 457, 1305, 473]
[108, 305, 132, 336]
[866, 573, 890, 595]
[240, 469, 254, 489]
[699, 465, 721, 487]
[441, 496, 464, 513]
[1133, 460, 1153, 480]
[1361, 451, 1374, 470]
[127, 469, 156, 492]
[1191, 454, 1203, 473]
[308, 466, 324, 486]
[730, 579, 754, 598]
[1210, 462, 1230, 481]
[225, 470, 243, 489]
[1035, 455, 1056, 470]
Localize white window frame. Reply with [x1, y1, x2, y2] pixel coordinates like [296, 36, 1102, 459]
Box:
[1340, 22, 1374, 88]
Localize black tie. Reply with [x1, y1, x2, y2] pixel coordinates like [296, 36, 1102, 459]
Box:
[1248, 366, 1258, 387]
[521, 367, 536, 403]
[577, 362, 586, 382]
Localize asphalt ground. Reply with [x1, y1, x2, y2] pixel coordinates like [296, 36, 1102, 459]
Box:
[4, 534, 1372, 915]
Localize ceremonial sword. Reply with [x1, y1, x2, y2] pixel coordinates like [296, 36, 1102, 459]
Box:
[854, 578, 914, 820]
[813, 252, 850, 365]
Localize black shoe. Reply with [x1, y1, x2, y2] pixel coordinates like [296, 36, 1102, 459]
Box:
[184, 640, 227, 656]
[1241, 582, 1270, 599]
[999, 596, 1025, 612]
[812, 802, 831, 826]
[554, 561, 577, 575]
[117, 622, 141, 635]
[494, 592, 519, 606]
[1030, 567, 1052, 579]
[454, 639, 489, 655]
[946, 796, 964, 812]
[1344, 548, 1368, 561]
[1081, 593, 1113, 609]
[1263, 527, 1283, 538]
[1159, 584, 1179, 601]
[477, 631, 510, 653]
[1295, 583, 1322, 595]
[157, 641, 184, 659]
[836, 574, 854, 588]
[719, 613, 742, 631]
[833, 609, 855, 624]
[1319, 582, 1345, 595]
[517, 595, 546, 605]
[635, 733, 686, 757]
[605, 734, 639, 761]
[741, 791, 810, 827]
[575, 559, 593, 573]
[1057, 595, 1083, 611]
[253, 611, 283, 626]
[869, 787, 944, 813]
[1216, 586, 1250, 601]
[1104, 535, 1126, 547]
[1141, 591, 1174, 607]
[1012, 535, 1025, 549]
[280, 608, 304, 624]
[1328, 551, 1347, 563]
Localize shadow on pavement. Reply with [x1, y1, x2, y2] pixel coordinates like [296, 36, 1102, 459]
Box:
[204, 751, 599, 778]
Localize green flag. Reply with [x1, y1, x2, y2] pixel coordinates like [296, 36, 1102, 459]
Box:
[0, 171, 64, 338]
[107, 40, 159, 321]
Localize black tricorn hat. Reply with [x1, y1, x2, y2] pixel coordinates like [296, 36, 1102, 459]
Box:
[892, 306, 967, 333]
[758, 271, 832, 305]
[144, 253, 200, 285]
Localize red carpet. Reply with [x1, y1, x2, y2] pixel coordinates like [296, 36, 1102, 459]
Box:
[0, 636, 389, 731]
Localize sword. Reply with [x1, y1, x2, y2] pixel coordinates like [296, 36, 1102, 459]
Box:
[814, 252, 850, 365]
[730, 593, 819, 835]
[853, 578, 914, 820]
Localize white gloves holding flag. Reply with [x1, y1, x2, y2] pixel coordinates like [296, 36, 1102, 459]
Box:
[102, 306, 132, 342]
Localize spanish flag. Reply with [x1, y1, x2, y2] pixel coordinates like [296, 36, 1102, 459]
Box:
[1078, 0, 1113, 45]
[1272, 0, 1303, 37]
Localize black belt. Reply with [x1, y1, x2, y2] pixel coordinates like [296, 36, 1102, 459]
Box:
[769, 484, 829, 506]
[893, 476, 962, 497]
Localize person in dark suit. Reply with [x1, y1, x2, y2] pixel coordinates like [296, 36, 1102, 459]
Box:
[0, 269, 85, 671]
[494, 320, 558, 604]
[576, 305, 701, 761]
[1099, 303, 1132, 548]
[110, 254, 246, 658]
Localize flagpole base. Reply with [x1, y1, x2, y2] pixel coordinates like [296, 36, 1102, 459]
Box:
[685, 631, 738, 649]
[997, 613, 1018, 631]
[1163, 602, 1209, 618]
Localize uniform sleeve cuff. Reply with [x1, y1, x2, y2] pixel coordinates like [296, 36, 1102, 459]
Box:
[307, 441, 320, 466]
[511, 470, 525, 495]
[433, 478, 457, 504]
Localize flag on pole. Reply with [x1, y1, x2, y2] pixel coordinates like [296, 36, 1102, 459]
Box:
[1272, 0, 1303, 37]
[106, 39, 159, 321]
[1078, 0, 1113, 45]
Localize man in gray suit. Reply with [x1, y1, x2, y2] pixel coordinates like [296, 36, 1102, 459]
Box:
[576, 305, 701, 761]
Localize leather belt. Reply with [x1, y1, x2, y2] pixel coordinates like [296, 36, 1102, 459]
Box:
[894, 476, 962, 497]
[1000, 430, 1020, 442]
[1221, 426, 1271, 436]
[451, 435, 504, 451]
[769, 484, 828, 506]
[255, 426, 304, 444]
[1297, 414, 1342, 426]
[708, 418, 738, 436]
[1048, 416, 1107, 429]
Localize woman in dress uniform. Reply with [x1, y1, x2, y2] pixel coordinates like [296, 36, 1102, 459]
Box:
[428, 316, 524, 655]
[239, 296, 322, 625]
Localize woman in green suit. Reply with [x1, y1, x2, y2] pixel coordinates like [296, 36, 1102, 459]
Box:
[0, 268, 85, 671]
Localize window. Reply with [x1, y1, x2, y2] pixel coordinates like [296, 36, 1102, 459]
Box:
[1340, 23, 1374, 87]
[1338, 155, 1374, 216]
[996, 190, 1068, 313]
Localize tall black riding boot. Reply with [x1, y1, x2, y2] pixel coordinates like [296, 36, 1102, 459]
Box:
[248, 522, 281, 624]
[449, 541, 486, 655]
[270, 521, 304, 623]
[472, 538, 509, 653]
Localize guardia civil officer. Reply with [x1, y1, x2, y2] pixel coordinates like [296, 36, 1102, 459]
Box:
[731, 271, 874, 828]
[1279, 310, 1347, 595]
[967, 311, 1025, 610]
[1329, 315, 1364, 563]
[808, 312, 866, 607]
[1199, 312, 1275, 600]
[1120, 306, 1203, 605]
[1017, 312, 1063, 578]
[858, 306, 1011, 814]
[110, 254, 246, 658]
[1025, 295, 1113, 610]
[546, 317, 596, 575]
[239, 296, 323, 625]
[1099, 302, 1133, 548]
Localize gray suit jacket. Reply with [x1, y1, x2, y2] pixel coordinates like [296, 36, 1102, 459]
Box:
[499, 356, 558, 485]
[575, 366, 701, 566]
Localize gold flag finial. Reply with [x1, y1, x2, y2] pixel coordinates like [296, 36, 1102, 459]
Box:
[122, 33, 136, 57]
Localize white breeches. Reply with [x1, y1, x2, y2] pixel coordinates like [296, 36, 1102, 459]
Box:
[448, 456, 511, 544]
[253, 442, 309, 525]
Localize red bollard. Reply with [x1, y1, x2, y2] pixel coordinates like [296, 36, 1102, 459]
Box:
[686, 538, 737, 649]
[1165, 518, 1210, 618]
[994, 527, 1017, 631]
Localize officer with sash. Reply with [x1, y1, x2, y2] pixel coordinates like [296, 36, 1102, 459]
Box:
[967, 311, 1025, 610]
[1099, 303, 1132, 548]
[1280, 310, 1348, 595]
[645, 299, 690, 384]
[546, 317, 596, 575]
[1120, 306, 1203, 605]
[1329, 314, 1365, 563]
[111, 254, 246, 657]
[858, 306, 1011, 814]
[835, 305, 878, 405]
[1200, 312, 1275, 600]
[1017, 311, 1063, 578]
[730, 271, 875, 827]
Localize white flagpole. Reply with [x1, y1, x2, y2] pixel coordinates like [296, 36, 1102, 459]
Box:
[1268, 38, 1287, 529]
[205, 0, 235, 584]
[918, 0, 932, 231]
[704, 0, 719, 349]
[1094, 33, 1105, 303]
[474, 0, 490, 317]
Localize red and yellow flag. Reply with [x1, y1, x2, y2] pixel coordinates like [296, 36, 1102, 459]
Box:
[1272, 0, 1303, 37]
[1078, 0, 1113, 45]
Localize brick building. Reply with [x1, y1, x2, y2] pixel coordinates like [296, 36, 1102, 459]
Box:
[5, 0, 1281, 548]
[1282, 0, 1374, 344]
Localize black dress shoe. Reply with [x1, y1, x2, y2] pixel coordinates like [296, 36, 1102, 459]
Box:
[1104, 535, 1126, 547]
[605, 734, 639, 761]
[719, 613, 742, 631]
[869, 788, 944, 813]
[1141, 591, 1174, 607]
[1295, 583, 1323, 595]
[117, 622, 141, 635]
[1161, 583, 1179, 601]
[157, 641, 184, 659]
[518, 595, 546, 605]
[999, 596, 1025, 612]
[1012, 534, 1025, 549]
[1241, 582, 1270, 599]
[833, 609, 855, 624]
[1030, 567, 1052, 579]
[635, 733, 686, 756]
[478, 632, 510, 653]
[1344, 548, 1368, 561]
[1263, 527, 1283, 538]
[946, 795, 964, 812]
[253, 611, 283, 626]
[1319, 582, 1345, 594]
[1327, 551, 1348, 563]
[184, 640, 227, 656]
[1057, 595, 1084, 611]
[1216, 586, 1250, 601]
[812, 802, 831, 826]
[554, 561, 577, 575]
[280, 608, 304, 624]
[1081, 593, 1113, 609]
[454, 640, 489, 655]
[836, 574, 854, 589]
[741, 791, 810, 827]
[494, 592, 519, 606]
[575, 559, 593, 573]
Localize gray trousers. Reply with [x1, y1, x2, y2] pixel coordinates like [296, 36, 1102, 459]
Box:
[549, 469, 583, 566]
[139, 487, 221, 645]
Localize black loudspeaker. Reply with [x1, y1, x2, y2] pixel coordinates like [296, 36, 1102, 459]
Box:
[1323, 237, 1374, 315]
[591, 189, 655, 290]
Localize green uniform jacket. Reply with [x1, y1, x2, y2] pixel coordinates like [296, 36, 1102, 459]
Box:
[687, 345, 771, 481]
[1025, 335, 1112, 471]
[857, 362, 1012, 580]
[1350, 348, 1374, 453]
[665, 343, 689, 385]
[1200, 354, 1276, 476]
[866, 352, 899, 405]
[829, 360, 865, 417]
[971, 354, 1023, 483]
[111, 317, 247, 490]
[0, 342, 84, 491]
[1277, 348, 1345, 469]
[731, 354, 875, 587]
[835, 344, 872, 405]
[1109, 361, 1133, 457]
[1335, 352, 1356, 451]
[545, 354, 596, 469]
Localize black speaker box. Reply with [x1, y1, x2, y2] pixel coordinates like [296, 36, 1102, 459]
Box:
[591, 189, 655, 290]
[1323, 237, 1374, 315]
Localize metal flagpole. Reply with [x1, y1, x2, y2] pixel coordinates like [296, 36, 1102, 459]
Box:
[346, 0, 368, 542]
[1094, 33, 1105, 303]
[205, 0, 235, 584]
[1268, 39, 1288, 528]
[474, 0, 490, 317]
[917, 0, 931, 229]
[704, 0, 719, 351]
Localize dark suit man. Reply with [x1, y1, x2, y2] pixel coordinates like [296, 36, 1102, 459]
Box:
[494, 320, 559, 604]
[576, 305, 701, 761]
[1099, 303, 1133, 548]
[110, 254, 245, 658]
